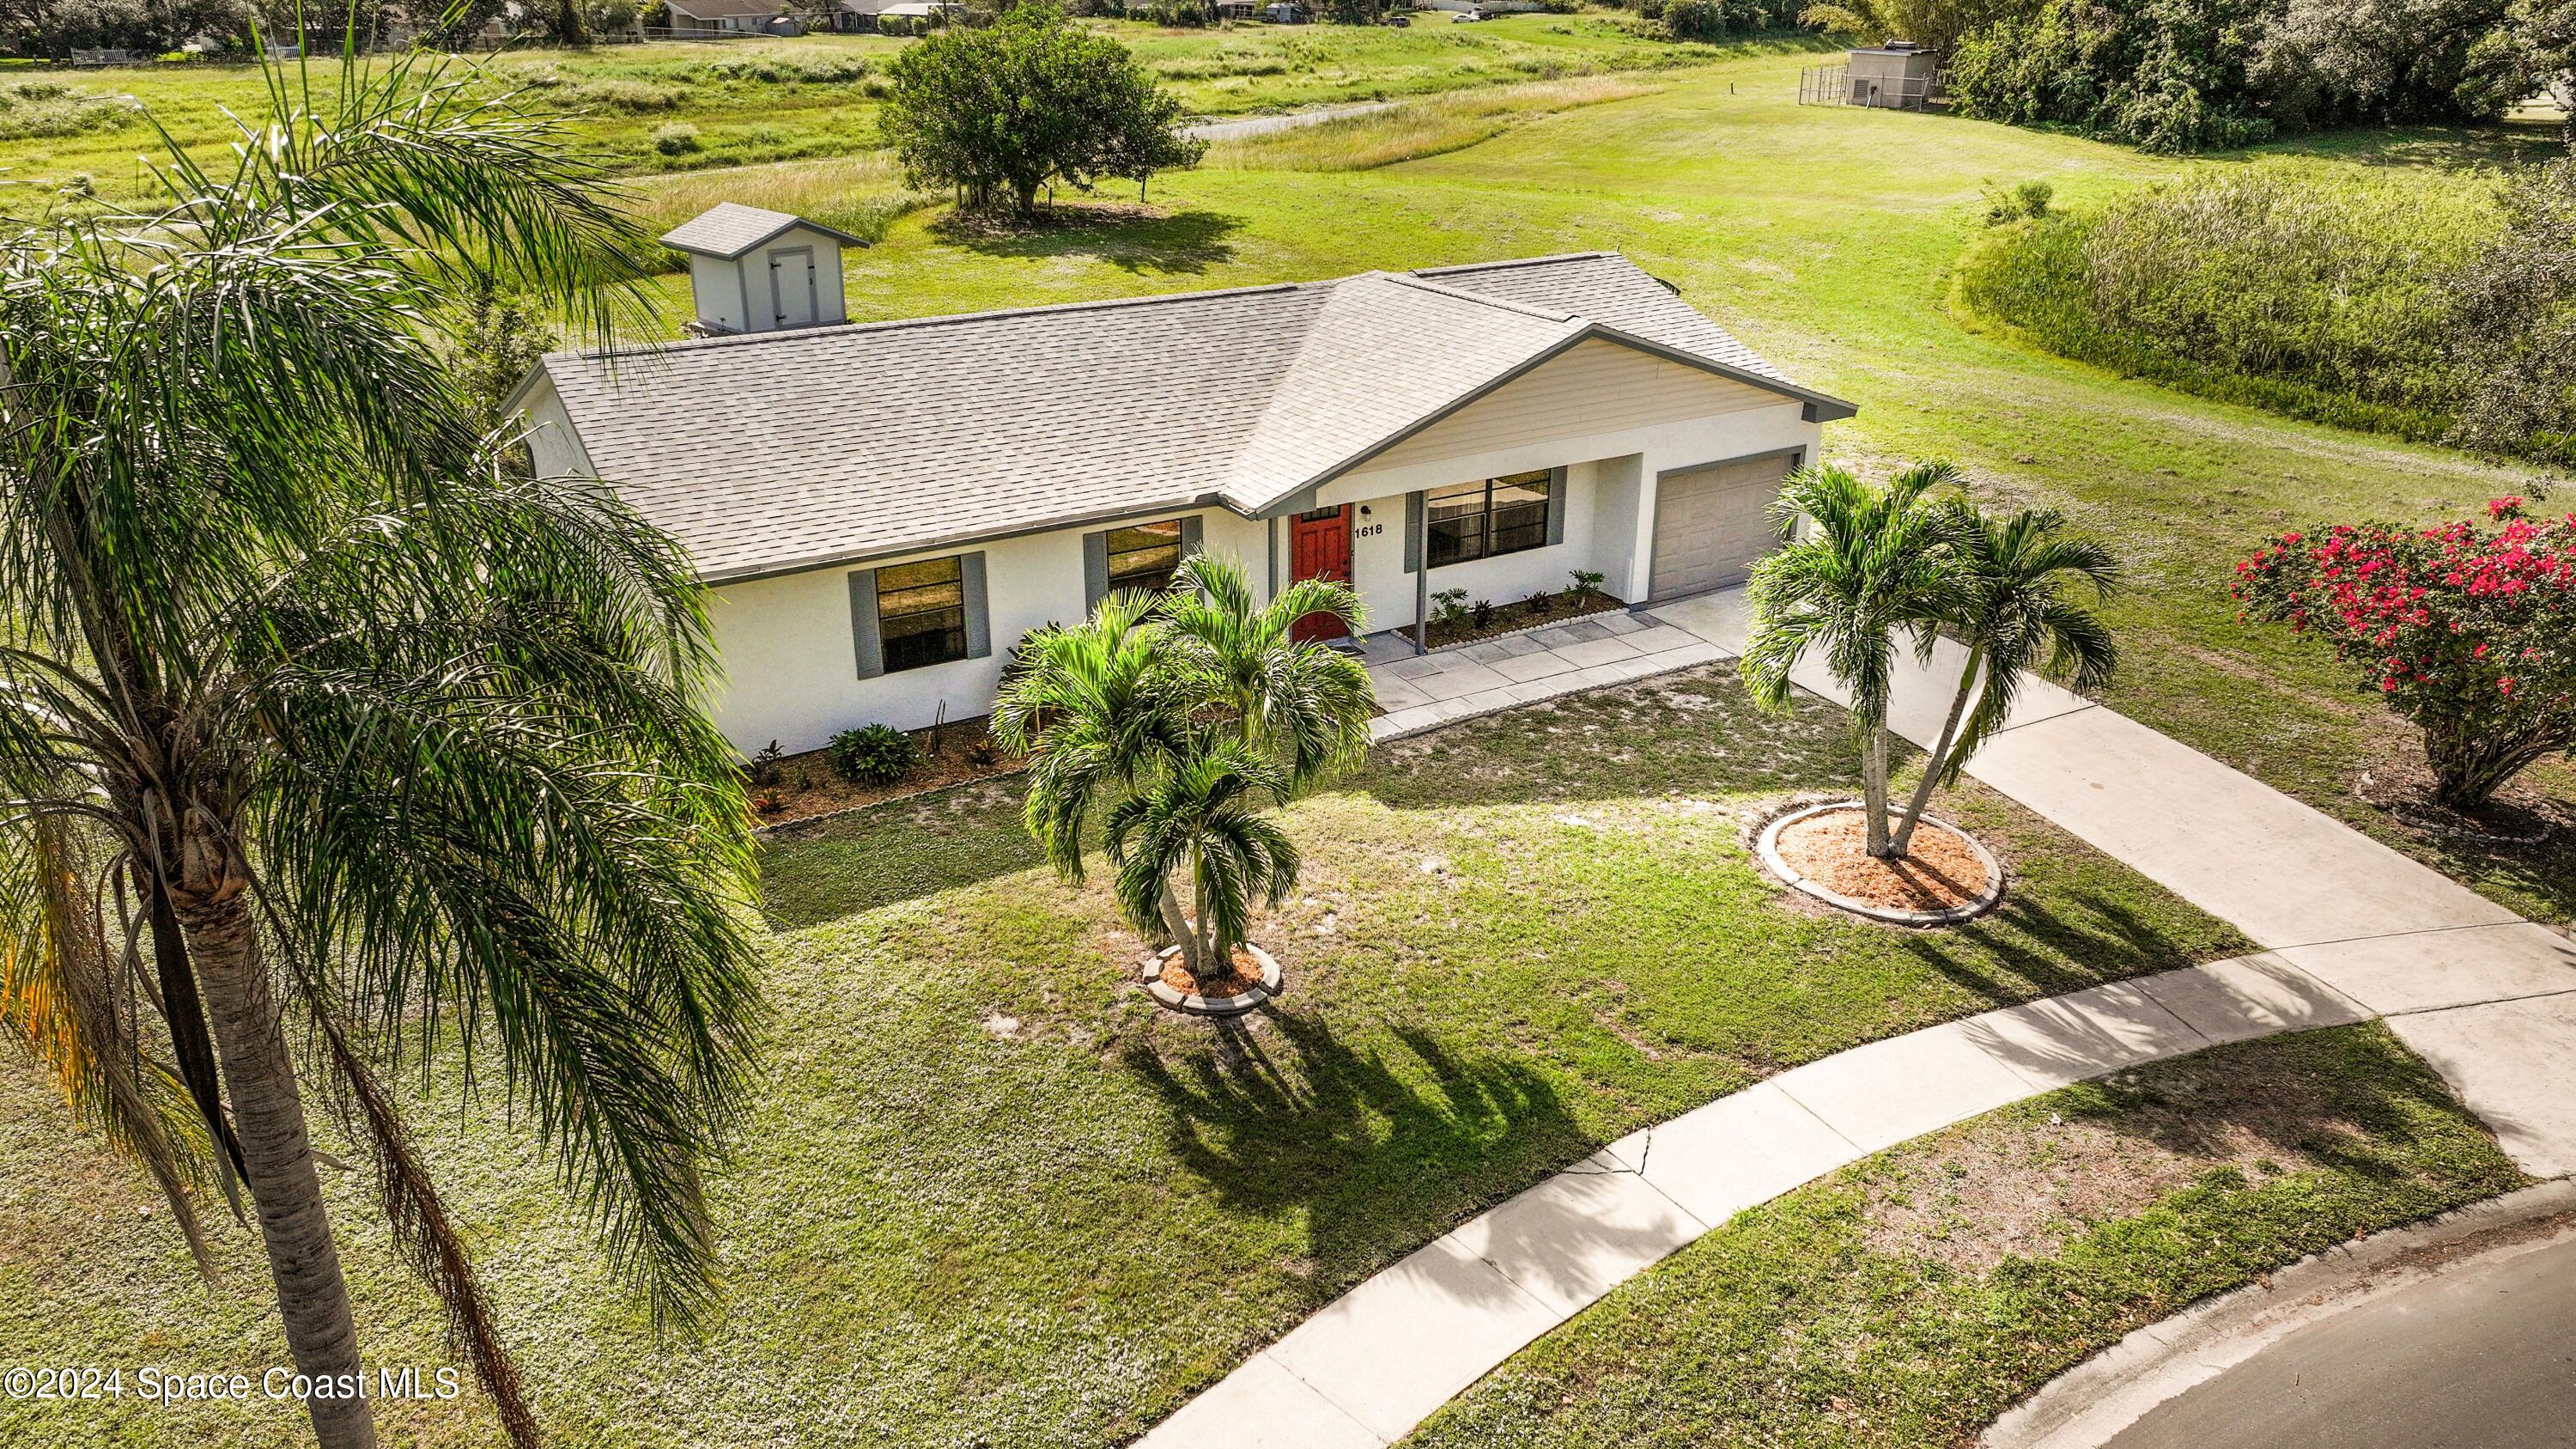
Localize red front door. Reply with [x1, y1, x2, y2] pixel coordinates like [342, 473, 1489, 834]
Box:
[1288, 505, 1353, 643]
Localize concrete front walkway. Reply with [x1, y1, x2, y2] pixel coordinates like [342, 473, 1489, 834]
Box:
[1141, 588, 2576, 1449]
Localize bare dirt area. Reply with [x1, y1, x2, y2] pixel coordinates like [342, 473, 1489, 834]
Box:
[1776, 807, 1996, 913]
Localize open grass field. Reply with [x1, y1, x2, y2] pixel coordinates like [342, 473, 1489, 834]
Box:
[1405, 1022, 2528, 1448]
[0, 15, 1785, 210]
[0, 669, 2245, 1447]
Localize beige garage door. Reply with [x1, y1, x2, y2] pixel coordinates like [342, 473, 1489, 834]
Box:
[1648, 454, 1795, 600]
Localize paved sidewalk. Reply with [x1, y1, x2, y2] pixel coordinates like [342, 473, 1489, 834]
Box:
[1143, 588, 2576, 1449]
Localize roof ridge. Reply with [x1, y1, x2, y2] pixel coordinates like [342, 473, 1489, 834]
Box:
[1409, 251, 1617, 277]
[556, 278, 1318, 364]
[1376, 270, 1578, 324]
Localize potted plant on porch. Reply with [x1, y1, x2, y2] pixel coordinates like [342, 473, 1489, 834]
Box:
[993, 556, 1374, 1012]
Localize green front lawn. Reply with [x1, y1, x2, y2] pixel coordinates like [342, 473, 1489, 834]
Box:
[0, 667, 2244, 1447]
[1406, 1022, 2528, 1448]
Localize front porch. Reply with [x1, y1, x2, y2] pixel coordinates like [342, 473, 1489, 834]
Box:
[1361, 598, 1735, 740]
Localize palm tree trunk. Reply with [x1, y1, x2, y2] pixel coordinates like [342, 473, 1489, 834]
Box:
[172, 851, 376, 1449]
[1158, 878, 1205, 980]
[1862, 728, 1893, 858]
[1892, 645, 1982, 858]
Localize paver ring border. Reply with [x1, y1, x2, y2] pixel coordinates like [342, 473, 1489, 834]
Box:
[1143, 941, 1284, 1016]
[1757, 800, 2006, 927]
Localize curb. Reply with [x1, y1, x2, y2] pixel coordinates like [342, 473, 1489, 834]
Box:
[1980, 1176, 2576, 1449]
[1143, 942, 1284, 1016]
[1756, 800, 2006, 926]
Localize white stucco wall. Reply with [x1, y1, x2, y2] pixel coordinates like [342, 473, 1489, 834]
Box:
[707, 506, 1268, 752]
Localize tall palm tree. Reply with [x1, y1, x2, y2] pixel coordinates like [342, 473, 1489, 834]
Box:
[992, 557, 1370, 983]
[0, 55, 755, 1449]
[1888, 502, 2119, 855]
[1740, 461, 1966, 858]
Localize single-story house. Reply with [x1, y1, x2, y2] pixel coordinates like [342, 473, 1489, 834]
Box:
[663, 0, 781, 33]
[511, 227, 1855, 754]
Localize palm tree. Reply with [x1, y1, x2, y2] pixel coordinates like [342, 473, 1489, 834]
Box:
[1888, 502, 2120, 855]
[992, 557, 1370, 985]
[0, 56, 753, 1449]
[1740, 461, 1967, 858]
[1156, 553, 1375, 786]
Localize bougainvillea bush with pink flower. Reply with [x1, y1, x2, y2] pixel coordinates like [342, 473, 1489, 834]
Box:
[2235, 498, 2576, 810]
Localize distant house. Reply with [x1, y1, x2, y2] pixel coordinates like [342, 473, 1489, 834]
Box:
[510, 210, 1856, 752]
[663, 0, 781, 33]
[659, 203, 866, 336]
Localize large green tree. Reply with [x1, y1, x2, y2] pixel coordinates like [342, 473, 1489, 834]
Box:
[0, 57, 757, 1449]
[878, 2, 1206, 215]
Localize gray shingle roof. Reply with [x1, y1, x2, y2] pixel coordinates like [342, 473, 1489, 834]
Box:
[659, 202, 862, 259]
[532, 253, 1850, 583]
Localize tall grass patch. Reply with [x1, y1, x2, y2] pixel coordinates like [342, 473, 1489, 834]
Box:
[630, 152, 931, 244]
[1953, 161, 2504, 444]
[1206, 76, 1656, 172]
[0, 81, 137, 142]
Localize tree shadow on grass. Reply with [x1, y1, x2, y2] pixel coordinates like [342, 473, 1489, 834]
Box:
[2237, 119, 2567, 172]
[1122, 1011, 1608, 1303]
[1900, 888, 2223, 1004]
[931, 202, 1243, 275]
[757, 778, 1043, 930]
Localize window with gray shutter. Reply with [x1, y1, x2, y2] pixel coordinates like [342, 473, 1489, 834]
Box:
[1085, 517, 1194, 608]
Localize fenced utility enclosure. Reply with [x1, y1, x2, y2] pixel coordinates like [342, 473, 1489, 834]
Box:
[1800, 43, 1945, 111]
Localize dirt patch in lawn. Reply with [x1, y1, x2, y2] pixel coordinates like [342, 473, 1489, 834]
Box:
[1860, 1046, 2365, 1274]
[1775, 807, 1995, 912]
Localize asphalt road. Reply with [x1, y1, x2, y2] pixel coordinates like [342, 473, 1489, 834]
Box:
[2105, 1233, 2576, 1449]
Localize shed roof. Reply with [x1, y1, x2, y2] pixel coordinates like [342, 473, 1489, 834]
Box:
[529, 253, 1854, 584]
[659, 202, 864, 259]
[663, 0, 780, 15]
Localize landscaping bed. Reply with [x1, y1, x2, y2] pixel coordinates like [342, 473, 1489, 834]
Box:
[746, 715, 1022, 828]
[1420, 583, 1625, 651]
[1403, 1023, 2528, 1449]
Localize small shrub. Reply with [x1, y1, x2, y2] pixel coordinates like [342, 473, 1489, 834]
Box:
[828, 723, 922, 785]
[752, 788, 787, 816]
[1982, 178, 2053, 226]
[790, 765, 815, 792]
[967, 734, 1002, 766]
[1568, 569, 1607, 600]
[1431, 588, 1472, 628]
[744, 739, 787, 788]
[651, 122, 702, 156]
[1527, 588, 1554, 615]
[1469, 599, 1496, 629]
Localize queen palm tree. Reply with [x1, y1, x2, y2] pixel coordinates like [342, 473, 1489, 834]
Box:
[0, 55, 755, 1449]
[1740, 461, 1967, 859]
[1887, 502, 2119, 855]
[992, 557, 1369, 984]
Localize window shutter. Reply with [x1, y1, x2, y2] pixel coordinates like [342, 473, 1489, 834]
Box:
[1179, 514, 1203, 557]
[1403, 490, 1425, 573]
[961, 551, 993, 659]
[848, 568, 884, 679]
[1082, 529, 1109, 612]
[1546, 466, 1568, 547]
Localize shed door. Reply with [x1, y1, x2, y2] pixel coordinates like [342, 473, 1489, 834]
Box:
[769, 247, 816, 329]
[1648, 454, 1793, 600]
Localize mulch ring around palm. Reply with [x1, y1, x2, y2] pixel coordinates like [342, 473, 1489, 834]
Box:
[1772, 807, 1998, 916]
[1157, 947, 1267, 1000]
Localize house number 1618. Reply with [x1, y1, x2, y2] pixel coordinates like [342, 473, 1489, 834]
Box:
[1354, 523, 1385, 538]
